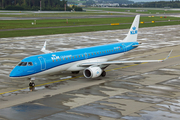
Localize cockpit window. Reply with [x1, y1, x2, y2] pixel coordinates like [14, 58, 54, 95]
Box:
[18, 62, 27, 66]
[28, 62, 33, 66]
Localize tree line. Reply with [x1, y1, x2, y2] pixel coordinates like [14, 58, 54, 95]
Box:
[126, 1, 180, 8]
[0, 0, 82, 11]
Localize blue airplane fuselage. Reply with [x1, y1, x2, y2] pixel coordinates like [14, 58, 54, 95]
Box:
[9, 41, 139, 78]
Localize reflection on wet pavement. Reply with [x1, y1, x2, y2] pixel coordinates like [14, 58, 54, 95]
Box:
[1, 63, 180, 120]
[1, 25, 180, 119]
[0, 103, 61, 120]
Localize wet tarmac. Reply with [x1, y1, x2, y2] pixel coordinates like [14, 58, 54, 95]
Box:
[1, 25, 180, 119]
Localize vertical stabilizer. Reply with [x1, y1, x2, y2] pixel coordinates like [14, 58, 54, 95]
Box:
[123, 15, 140, 42]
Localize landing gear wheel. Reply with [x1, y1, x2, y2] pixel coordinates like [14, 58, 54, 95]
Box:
[72, 71, 80, 74]
[101, 71, 106, 77]
[29, 81, 35, 87]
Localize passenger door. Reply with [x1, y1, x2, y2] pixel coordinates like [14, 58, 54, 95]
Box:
[38, 56, 46, 70]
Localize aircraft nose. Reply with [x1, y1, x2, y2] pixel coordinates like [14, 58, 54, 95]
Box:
[9, 70, 17, 77]
[9, 67, 20, 78]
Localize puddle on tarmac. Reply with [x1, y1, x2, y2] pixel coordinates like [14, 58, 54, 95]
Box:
[67, 85, 112, 96]
[122, 110, 180, 120]
[142, 70, 178, 76]
[159, 77, 180, 86]
[110, 92, 170, 104]
[117, 75, 146, 81]
[136, 88, 174, 96]
[38, 112, 100, 120]
[101, 81, 143, 90]
[69, 103, 122, 119]
[0, 103, 62, 120]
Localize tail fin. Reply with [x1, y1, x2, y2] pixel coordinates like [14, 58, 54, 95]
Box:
[123, 15, 140, 42]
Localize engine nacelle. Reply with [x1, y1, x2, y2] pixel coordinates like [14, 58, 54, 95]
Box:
[83, 66, 103, 78]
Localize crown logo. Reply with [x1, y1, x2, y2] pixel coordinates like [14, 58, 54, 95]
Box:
[132, 26, 136, 30]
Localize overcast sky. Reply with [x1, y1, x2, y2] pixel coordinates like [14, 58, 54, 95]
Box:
[132, 0, 171, 2]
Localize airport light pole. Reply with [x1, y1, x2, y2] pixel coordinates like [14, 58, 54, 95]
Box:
[2, 0, 4, 9]
[40, 1, 41, 11]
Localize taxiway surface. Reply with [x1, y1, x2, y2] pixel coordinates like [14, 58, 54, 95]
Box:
[0, 25, 180, 120]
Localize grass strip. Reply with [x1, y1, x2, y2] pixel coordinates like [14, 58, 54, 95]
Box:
[0, 20, 180, 38]
[0, 16, 179, 30]
[86, 7, 180, 14]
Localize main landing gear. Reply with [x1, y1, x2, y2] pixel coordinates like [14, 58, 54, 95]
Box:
[101, 71, 106, 77]
[72, 71, 80, 74]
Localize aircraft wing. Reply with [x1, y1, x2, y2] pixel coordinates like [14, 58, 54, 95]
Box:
[79, 50, 172, 67]
[41, 41, 53, 54]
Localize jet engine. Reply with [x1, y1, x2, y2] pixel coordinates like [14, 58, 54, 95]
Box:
[83, 66, 103, 78]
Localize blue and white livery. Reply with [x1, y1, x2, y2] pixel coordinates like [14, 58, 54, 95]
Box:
[9, 15, 172, 86]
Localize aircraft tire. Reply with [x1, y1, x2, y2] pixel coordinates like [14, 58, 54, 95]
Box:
[29, 82, 35, 87]
[101, 71, 106, 77]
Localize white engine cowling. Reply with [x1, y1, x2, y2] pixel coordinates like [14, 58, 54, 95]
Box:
[83, 66, 103, 78]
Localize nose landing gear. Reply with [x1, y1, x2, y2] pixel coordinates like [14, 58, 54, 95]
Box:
[29, 81, 35, 87]
[29, 77, 36, 87]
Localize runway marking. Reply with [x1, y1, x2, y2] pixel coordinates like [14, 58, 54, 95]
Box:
[0, 54, 179, 95]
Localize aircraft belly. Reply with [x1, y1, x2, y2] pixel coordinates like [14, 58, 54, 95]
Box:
[67, 53, 123, 71]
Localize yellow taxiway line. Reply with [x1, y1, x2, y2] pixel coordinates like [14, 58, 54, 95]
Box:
[0, 54, 179, 95]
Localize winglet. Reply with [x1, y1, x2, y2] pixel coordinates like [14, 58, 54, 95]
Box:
[162, 49, 173, 62]
[41, 41, 52, 54]
[41, 41, 47, 52]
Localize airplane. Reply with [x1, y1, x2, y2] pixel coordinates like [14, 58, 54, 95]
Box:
[9, 15, 172, 87]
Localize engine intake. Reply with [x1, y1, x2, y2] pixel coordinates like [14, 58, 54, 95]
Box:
[83, 66, 102, 78]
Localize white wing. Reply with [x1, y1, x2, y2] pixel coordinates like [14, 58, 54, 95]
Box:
[41, 41, 52, 54]
[79, 50, 173, 67]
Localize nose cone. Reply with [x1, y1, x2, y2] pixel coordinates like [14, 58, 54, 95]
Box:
[9, 69, 17, 78]
[9, 67, 20, 78]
